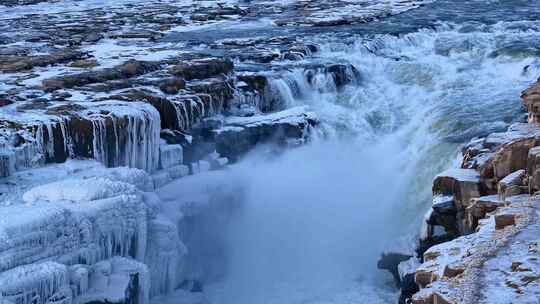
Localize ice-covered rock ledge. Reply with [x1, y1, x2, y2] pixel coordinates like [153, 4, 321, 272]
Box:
[0, 153, 234, 304]
[394, 79, 540, 304]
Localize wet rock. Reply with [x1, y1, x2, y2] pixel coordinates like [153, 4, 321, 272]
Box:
[398, 257, 421, 304]
[305, 63, 360, 88]
[377, 252, 413, 285]
[238, 73, 269, 93]
[431, 168, 487, 237]
[171, 58, 233, 81]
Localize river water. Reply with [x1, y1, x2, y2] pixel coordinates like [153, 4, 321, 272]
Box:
[158, 1, 540, 303]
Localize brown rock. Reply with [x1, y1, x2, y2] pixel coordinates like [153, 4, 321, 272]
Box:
[42, 60, 161, 91]
[466, 195, 504, 231]
[159, 77, 186, 95]
[522, 80, 540, 123]
[492, 138, 539, 180]
[415, 268, 437, 288]
[498, 170, 526, 200]
[495, 213, 516, 230]
[68, 59, 98, 68]
[0, 49, 86, 72]
[171, 58, 233, 80]
[443, 263, 465, 278]
[433, 169, 481, 210]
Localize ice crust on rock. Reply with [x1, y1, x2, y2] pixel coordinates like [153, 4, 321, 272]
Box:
[0, 261, 68, 304]
[0, 155, 234, 304]
[84, 102, 162, 173]
[22, 177, 138, 204]
[0, 169, 149, 276]
[77, 257, 150, 304]
[159, 144, 183, 169]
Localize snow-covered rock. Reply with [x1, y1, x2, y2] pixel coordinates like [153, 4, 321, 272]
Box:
[497, 169, 526, 200]
[22, 177, 138, 204]
[214, 106, 318, 161]
[413, 195, 537, 304]
[76, 257, 150, 304]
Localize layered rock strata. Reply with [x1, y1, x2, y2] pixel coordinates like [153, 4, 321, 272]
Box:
[406, 78, 540, 303]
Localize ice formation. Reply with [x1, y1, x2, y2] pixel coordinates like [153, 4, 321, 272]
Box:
[84, 102, 161, 172]
[0, 262, 68, 304]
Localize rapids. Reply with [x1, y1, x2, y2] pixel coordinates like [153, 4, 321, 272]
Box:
[159, 11, 540, 304]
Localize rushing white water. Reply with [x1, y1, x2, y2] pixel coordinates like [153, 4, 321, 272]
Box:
[159, 20, 540, 304]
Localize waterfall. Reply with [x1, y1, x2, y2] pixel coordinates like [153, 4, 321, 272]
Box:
[162, 20, 540, 304]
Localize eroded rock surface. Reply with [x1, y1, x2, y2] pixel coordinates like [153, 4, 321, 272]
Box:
[408, 79, 540, 304]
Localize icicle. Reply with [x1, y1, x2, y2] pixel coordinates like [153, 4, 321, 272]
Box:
[58, 118, 70, 158]
[91, 116, 108, 167]
[0, 262, 69, 304]
[145, 219, 186, 297]
[0, 148, 15, 178]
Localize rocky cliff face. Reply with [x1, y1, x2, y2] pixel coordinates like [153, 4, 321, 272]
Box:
[390, 78, 540, 304]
